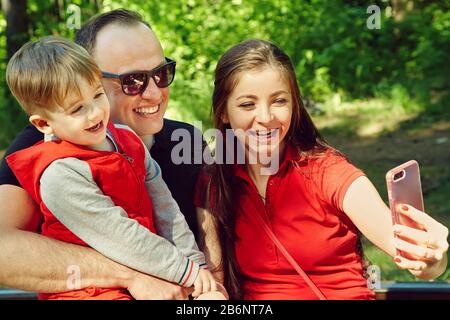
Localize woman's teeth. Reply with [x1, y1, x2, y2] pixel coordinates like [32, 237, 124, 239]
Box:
[134, 105, 159, 115]
[255, 129, 278, 137]
[257, 130, 271, 137]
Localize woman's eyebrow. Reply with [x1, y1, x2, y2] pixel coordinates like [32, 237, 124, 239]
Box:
[270, 90, 289, 97]
[236, 94, 257, 100]
[236, 90, 289, 101]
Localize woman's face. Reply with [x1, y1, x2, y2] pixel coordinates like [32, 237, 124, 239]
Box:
[223, 66, 292, 163]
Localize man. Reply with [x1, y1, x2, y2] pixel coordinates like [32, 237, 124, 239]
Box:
[0, 9, 205, 299]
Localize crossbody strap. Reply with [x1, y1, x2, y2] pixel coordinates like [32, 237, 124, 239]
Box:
[254, 211, 327, 300]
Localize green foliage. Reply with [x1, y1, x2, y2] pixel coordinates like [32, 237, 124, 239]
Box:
[0, 0, 449, 146]
[0, 10, 27, 146]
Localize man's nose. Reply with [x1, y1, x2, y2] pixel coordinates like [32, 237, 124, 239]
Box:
[141, 77, 163, 102]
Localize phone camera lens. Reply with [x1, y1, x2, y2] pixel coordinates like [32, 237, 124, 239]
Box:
[394, 170, 405, 181]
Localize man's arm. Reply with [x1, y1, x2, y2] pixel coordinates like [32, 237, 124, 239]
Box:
[0, 184, 189, 299]
[0, 184, 128, 292]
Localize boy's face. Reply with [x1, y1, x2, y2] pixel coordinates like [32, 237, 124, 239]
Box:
[35, 77, 110, 148]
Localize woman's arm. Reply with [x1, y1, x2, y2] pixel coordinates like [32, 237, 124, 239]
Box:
[196, 207, 223, 280]
[342, 176, 396, 256]
[343, 176, 448, 279]
[196, 207, 228, 299]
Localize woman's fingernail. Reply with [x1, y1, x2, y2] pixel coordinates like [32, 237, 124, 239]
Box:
[401, 205, 409, 212]
[394, 257, 402, 263]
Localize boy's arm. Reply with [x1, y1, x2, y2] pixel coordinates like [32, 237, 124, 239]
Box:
[40, 158, 200, 287]
[143, 147, 207, 269]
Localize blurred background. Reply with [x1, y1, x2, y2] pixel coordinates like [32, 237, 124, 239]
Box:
[0, 0, 449, 282]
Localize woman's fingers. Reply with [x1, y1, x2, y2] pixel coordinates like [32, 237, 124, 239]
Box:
[396, 204, 449, 254]
[396, 204, 430, 230]
[393, 255, 428, 271]
[393, 204, 449, 277]
[394, 238, 438, 261]
[393, 224, 438, 249]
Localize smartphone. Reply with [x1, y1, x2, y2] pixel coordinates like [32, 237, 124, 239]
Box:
[386, 160, 424, 228]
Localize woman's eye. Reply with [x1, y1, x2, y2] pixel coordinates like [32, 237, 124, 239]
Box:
[274, 98, 287, 105]
[71, 105, 83, 114]
[239, 102, 254, 108]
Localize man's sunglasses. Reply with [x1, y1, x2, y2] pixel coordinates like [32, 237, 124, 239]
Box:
[101, 58, 176, 96]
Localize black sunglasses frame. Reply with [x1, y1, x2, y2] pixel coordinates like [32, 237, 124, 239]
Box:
[101, 57, 176, 96]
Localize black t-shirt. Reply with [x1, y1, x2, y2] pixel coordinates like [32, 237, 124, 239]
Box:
[0, 118, 205, 238]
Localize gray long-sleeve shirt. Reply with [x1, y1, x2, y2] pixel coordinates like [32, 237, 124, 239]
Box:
[39, 125, 206, 287]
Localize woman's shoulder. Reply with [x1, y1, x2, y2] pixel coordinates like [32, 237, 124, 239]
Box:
[292, 147, 363, 187]
[299, 148, 350, 173]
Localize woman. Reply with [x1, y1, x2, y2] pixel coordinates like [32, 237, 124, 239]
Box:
[195, 39, 448, 300]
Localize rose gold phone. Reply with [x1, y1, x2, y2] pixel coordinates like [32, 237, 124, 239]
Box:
[386, 160, 424, 228]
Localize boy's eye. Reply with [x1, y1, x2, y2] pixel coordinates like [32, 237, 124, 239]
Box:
[71, 105, 83, 114]
[94, 92, 104, 99]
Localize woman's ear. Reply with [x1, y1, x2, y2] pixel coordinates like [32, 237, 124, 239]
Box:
[221, 111, 229, 124]
[29, 115, 54, 135]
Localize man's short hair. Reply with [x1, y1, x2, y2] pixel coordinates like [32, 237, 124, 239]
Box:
[75, 9, 151, 54]
[6, 36, 101, 116]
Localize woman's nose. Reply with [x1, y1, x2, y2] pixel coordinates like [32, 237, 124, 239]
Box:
[256, 105, 273, 123]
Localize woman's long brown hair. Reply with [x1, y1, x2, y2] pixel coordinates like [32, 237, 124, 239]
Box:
[204, 40, 338, 299]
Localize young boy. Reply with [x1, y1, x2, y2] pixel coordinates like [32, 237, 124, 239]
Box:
[5, 36, 225, 300]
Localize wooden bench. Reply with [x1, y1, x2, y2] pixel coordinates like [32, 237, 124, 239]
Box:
[0, 289, 38, 300]
[2, 282, 450, 300]
[375, 281, 450, 300]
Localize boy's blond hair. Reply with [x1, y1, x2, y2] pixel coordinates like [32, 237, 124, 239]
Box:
[6, 36, 101, 116]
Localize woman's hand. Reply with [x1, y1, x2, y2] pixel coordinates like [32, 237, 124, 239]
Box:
[393, 204, 449, 279]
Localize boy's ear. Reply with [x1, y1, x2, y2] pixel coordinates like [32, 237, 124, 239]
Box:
[29, 115, 54, 135]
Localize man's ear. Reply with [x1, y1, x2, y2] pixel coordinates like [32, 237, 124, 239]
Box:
[29, 115, 54, 135]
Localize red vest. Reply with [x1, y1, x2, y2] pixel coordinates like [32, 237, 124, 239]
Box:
[6, 122, 156, 246]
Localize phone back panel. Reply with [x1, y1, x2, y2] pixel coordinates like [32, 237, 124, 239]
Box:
[386, 160, 424, 225]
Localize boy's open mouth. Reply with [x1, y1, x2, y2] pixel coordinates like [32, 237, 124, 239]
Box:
[86, 121, 103, 132]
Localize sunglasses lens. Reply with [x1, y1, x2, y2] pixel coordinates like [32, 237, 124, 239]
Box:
[122, 73, 147, 95]
[154, 63, 175, 88]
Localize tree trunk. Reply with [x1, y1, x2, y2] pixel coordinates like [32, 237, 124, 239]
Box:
[391, 0, 415, 21]
[2, 0, 29, 60]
